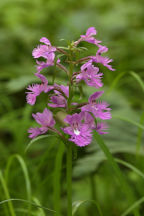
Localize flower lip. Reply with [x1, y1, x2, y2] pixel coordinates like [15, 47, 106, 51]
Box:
[74, 129, 80, 135]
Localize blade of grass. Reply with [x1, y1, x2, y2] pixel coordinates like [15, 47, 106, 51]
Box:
[15, 208, 35, 215]
[93, 131, 140, 216]
[0, 170, 16, 216]
[115, 158, 144, 180]
[32, 140, 55, 182]
[121, 196, 144, 216]
[136, 112, 144, 156]
[53, 142, 65, 216]
[0, 199, 56, 213]
[107, 71, 144, 95]
[72, 200, 103, 216]
[107, 72, 126, 95]
[32, 197, 45, 216]
[129, 71, 144, 92]
[112, 115, 144, 130]
[5, 154, 31, 215]
[25, 134, 54, 152]
[90, 174, 96, 201]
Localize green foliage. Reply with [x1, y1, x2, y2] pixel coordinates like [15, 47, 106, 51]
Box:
[0, 0, 144, 215]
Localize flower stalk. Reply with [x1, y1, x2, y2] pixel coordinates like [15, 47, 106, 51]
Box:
[66, 143, 72, 216]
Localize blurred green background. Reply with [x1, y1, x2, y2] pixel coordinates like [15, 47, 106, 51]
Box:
[0, 0, 144, 215]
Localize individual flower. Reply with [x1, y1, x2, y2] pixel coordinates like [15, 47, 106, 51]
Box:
[26, 84, 47, 105]
[36, 53, 55, 73]
[81, 91, 111, 120]
[32, 37, 56, 59]
[62, 112, 92, 147]
[75, 27, 101, 46]
[90, 45, 115, 71]
[35, 72, 48, 85]
[82, 111, 109, 134]
[28, 108, 56, 138]
[76, 60, 103, 88]
[26, 73, 51, 105]
[40, 37, 51, 45]
[28, 127, 42, 139]
[95, 122, 109, 134]
[32, 37, 57, 73]
[48, 85, 69, 108]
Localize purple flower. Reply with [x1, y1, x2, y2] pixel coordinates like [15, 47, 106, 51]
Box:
[81, 111, 95, 127]
[90, 45, 115, 71]
[75, 27, 101, 46]
[32, 37, 56, 59]
[35, 72, 48, 85]
[81, 91, 111, 120]
[26, 84, 46, 105]
[32, 37, 56, 73]
[36, 53, 55, 73]
[62, 112, 92, 147]
[40, 37, 51, 45]
[48, 85, 69, 108]
[95, 122, 108, 134]
[32, 45, 56, 59]
[28, 127, 42, 139]
[76, 60, 103, 88]
[28, 108, 56, 139]
[82, 111, 109, 134]
[26, 72, 52, 105]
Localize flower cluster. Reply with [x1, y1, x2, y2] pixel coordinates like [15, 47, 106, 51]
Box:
[26, 27, 115, 147]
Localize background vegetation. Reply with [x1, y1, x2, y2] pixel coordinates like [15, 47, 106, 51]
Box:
[0, 0, 144, 215]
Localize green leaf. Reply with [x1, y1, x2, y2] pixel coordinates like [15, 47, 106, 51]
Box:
[115, 158, 144, 180]
[32, 197, 46, 216]
[107, 72, 126, 95]
[5, 154, 31, 214]
[0, 170, 16, 216]
[129, 71, 144, 92]
[121, 196, 144, 216]
[112, 115, 144, 130]
[0, 199, 56, 213]
[25, 135, 54, 152]
[72, 200, 103, 216]
[136, 112, 144, 156]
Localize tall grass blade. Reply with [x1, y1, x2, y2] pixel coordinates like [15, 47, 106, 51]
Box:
[121, 196, 144, 216]
[25, 135, 54, 152]
[113, 115, 144, 130]
[136, 112, 144, 156]
[5, 154, 31, 214]
[129, 71, 144, 92]
[33, 197, 46, 216]
[0, 170, 16, 216]
[72, 200, 103, 216]
[0, 199, 56, 213]
[115, 158, 144, 180]
[107, 72, 126, 95]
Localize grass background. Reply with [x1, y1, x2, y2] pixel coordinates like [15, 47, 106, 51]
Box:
[0, 0, 144, 215]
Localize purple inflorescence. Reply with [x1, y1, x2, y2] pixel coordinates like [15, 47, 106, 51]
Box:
[26, 27, 115, 147]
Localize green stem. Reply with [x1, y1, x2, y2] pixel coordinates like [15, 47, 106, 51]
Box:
[67, 50, 74, 113]
[0, 171, 16, 216]
[53, 142, 65, 216]
[67, 143, 72, 216]
[90, 174, 96, 201]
